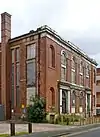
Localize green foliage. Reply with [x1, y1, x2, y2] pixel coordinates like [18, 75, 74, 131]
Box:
[53, 114, 81, 125]
[27, 95, 47, 123]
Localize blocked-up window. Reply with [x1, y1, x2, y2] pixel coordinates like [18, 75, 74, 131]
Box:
[50, 45, 55, 68]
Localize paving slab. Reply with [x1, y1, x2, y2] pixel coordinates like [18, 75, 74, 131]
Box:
[0, 123, 76, 134]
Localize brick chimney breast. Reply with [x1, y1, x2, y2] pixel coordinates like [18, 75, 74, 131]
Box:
[1, 12, 11, 119]
[1, 12, 11, 41]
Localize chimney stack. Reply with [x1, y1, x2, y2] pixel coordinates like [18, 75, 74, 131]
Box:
[1, 12, 11, 119]
[1, 12, 11, 41]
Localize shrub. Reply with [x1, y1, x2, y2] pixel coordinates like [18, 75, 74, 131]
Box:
[27, 95, 46, 123]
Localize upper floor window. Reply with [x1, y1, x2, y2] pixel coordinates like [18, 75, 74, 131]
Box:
[16, 48, 19, 62]
[50, 45, 55, 68]
[71, 56, 76, 83]
[27, 44, 36, 59]
[80, 61, 83, 73]
[94, 69, 96, 83]
[26, 44, 36, 87]
[61, 51, 66, 66]
[86, 64, 90, 76]
[61, 51, 67, 80]
[12, 49, 15, 63]
[72, 56, 76, 70]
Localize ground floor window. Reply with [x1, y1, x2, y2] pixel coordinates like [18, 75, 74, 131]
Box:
[87, 93, 90, 112]
[62, 90, 66, 113]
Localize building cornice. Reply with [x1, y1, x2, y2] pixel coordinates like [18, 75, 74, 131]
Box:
[9, 25, 97, 66]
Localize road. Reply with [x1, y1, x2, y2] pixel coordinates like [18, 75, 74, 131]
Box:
[68, 127, 100, 137]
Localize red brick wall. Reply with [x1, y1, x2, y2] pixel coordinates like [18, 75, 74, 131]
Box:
[5, 33, 96, 117]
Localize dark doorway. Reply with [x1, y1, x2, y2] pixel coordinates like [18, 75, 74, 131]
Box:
[62, 90, 66, 113]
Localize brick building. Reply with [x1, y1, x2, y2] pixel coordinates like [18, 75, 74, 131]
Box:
[0, 12, 98, 119]
[96, 68, 100, 115]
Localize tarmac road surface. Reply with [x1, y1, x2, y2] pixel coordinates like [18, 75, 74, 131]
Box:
[66, 127, 100, 137]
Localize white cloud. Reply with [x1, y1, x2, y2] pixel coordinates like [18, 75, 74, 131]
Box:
[0, 0, 100, 66]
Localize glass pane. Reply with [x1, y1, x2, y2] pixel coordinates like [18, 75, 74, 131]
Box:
[16, 48, 19, 62]
[80, 75, 83, 85]
[27, 60, 35, 86]
[16, 63, 20, 86]
[31, 44, 36, 58]
[61, 67, 66, 80]
[71, 71, 75, 83]
[12, 49, 14, 63]
[27, 46, 31, 59]
[72, 57, 75, 69]
[72, 92, 75, 106]
[61, 53, 66, 66]
[16, 86, 20, 107]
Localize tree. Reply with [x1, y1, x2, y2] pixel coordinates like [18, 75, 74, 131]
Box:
[27, 95, 46, 123]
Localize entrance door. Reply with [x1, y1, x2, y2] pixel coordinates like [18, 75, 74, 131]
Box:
[62, 90, 66, 113]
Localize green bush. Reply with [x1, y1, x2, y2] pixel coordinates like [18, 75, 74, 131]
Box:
[27, 95, 47, 123]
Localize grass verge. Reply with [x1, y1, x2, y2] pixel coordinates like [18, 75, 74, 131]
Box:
[0, 132, 29, 137]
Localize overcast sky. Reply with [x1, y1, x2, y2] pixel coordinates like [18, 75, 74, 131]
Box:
[0, 0, 100, 66]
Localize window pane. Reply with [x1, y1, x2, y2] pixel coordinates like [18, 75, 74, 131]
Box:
[71, 71, 75, 83]
[12, 49, 14, 63]
[27, 46, 31, 59]
[80, 75, 83, 85]
[27, 60, 35, 86]
[61, 67, 66, 80]
[27, 44, 36, 59]
[71, 92, 75, 106]
[61, 53, 66, 66]
[16, 48, 19, 62]
[16, 86, 20, 107]
[31, 44, 36, 58]
[72, 57, 75, 69]
[87, 94, 90, 111]
[16, 63, 20, 86]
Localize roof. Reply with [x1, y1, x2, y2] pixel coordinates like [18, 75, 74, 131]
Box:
[9, 25, 97, 66]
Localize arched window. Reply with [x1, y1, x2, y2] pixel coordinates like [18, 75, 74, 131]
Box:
[72, 56, 76, 69]
[86, 64, 90, 76]
[71, 56, 76, 83]
[50, 87, 55, 106]
[94, 69, 96, 83]
[80, 61, 83, 73]
[61, 51, 67, 80]
[50, 45, 55, 68]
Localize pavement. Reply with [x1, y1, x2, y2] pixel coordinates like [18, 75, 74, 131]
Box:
[0, 122, 76, 134]
[0, 122, 100, 136]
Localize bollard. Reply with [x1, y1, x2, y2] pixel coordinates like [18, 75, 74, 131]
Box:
[66, 117, 69, 125]
[10, 123, 15, 136]
[28, 123, 32, 133]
